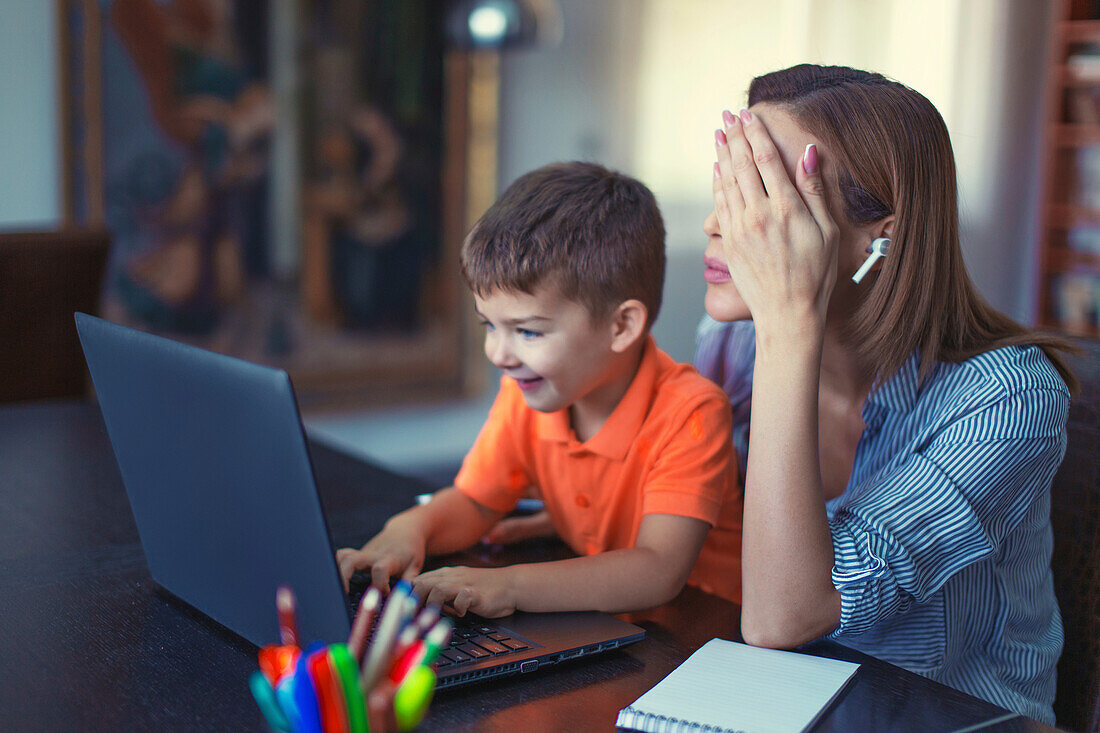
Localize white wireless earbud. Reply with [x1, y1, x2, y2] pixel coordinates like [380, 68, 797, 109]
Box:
[851, 237, 891, 284]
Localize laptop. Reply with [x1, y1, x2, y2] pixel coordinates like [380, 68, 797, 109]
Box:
[75, 313, 645, 688]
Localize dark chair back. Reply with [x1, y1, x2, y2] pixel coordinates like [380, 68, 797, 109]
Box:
[1050, 339, 1100, 733]
[0, 228, 110, 402]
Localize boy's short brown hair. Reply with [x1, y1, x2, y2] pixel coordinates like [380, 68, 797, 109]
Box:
[460, 161, 666, 326]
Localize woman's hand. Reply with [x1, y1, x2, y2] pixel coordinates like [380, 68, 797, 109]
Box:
[712, 108, 839, 340]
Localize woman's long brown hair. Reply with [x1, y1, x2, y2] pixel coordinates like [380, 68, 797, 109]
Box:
[749, 64, 1079, 394]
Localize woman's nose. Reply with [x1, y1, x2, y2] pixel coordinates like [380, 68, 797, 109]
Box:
[703, 209, 719, 236]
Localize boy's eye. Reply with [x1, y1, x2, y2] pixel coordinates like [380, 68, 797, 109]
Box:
[517, 328, 542, 339]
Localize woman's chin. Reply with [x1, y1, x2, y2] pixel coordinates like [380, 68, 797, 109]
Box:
[704, 287, 752, 323]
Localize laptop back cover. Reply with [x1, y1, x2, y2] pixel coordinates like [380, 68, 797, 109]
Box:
[76, 313, 351, 647]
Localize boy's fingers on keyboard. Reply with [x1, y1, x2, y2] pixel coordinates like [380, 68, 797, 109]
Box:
[370, 562, 394, 593]
[452, 588, 476, 617]
[336, 550, 363, 590]
[422, 582, 459, 614]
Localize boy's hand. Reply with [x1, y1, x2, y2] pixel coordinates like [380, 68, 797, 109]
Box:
[481, 510, 556, 545]
[336, 519, 426, 592]
[411, 566, 517, 618]
[336, 488, 508, 593]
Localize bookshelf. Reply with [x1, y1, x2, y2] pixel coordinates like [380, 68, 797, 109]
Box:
[1038, 0, 1100, 337]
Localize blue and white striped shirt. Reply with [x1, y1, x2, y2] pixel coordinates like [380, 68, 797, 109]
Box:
[695, 318, 1069, 724]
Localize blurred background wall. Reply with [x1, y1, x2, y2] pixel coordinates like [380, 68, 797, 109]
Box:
[0, 0, 61, 228]
[0, 0, 1059, 476]
[493, 0, 1056, 361]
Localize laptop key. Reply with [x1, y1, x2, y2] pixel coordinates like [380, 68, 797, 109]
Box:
[470, 637, 510, 655]
[456, 643, 491, 659]
[487, 632, 510, 641]
[499, 638, 530, 651]
[440, 648, 474, 665]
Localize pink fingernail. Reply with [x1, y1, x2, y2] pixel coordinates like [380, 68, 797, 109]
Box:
[803, 143, 818, 174]
[714, 162, 720, 179]
[739, 108, 753, 125]
[722, 109, 737, 128]
[715, 129, 727, 146]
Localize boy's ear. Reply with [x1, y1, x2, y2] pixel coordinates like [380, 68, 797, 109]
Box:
[609, 299, 648, 353]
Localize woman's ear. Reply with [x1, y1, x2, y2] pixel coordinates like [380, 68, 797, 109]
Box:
[850, 215, 896, 282]
[876, 215, 895, 242]
[609, 299, 648, 353]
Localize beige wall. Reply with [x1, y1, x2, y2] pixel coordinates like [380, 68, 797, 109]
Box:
[497, 0, 1053, 327]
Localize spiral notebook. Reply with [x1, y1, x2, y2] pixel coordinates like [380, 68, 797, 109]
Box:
[616, 639, 860, 733]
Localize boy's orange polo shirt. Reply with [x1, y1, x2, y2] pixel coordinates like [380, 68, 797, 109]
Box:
[455, 336, 742, 604]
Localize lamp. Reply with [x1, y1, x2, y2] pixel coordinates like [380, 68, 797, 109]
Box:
[445, 0, 562, 50]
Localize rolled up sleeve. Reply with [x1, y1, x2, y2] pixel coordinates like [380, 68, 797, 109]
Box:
[828, 388, 1068, 638]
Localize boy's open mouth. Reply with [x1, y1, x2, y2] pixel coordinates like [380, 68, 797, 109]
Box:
[514, 376, 544, 391]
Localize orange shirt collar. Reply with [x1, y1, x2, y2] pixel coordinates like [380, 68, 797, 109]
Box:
[535, 335, 664, 460]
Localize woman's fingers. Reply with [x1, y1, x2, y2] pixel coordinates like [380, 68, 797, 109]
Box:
[732, 108, 799, 203]
[717, 128, 752, 212]
[714, 129, 746, 218]
[712, 162, 741, 270]
[794, 143, 836, 240]
[715, 118, 762, 207]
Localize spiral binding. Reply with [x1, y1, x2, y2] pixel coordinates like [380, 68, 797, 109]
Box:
[615, 706, 744, 733]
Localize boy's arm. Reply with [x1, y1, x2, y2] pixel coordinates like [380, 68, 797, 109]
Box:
[336, 487, 506, 591]
[411, 513, 710, 617]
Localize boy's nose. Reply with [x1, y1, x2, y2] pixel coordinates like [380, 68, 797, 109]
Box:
[486, 334, 520, 369]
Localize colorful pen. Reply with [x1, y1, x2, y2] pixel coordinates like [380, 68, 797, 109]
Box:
[291, 646, 324, 733]
[260, 643, 301, 687]
[360, 580, 414, 692]
[327, 644, 368, 733]
[277, 585, 300, 648]
[347, 586, 381, 663]
[412, 604, 442, 636]
[275, 674, 304, 733]
[307, 648, 349, 733]
[393, 665, 436, 731]
[250, 671, 291, 732]
[389, 618, 453, 685]
[387, 623, 421, 674]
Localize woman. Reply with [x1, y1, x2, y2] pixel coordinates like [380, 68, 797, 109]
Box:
[698, 63, 1075, 724]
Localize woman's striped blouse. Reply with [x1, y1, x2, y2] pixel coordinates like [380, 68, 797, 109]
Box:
[695, 317, 1069, 725]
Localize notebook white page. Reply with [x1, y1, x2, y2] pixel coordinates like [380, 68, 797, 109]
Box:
[616, 638, 860, 733]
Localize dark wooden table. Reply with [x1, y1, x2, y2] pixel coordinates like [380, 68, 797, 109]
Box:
[0, 402, 1055, 731]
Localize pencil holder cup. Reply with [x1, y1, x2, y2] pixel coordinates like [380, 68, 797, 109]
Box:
[249, 585, 447, 732]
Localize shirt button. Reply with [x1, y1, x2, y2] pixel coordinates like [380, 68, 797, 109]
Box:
[575, 494, 590, 508]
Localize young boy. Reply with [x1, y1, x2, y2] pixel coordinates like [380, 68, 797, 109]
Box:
[336, 162, 742, 616]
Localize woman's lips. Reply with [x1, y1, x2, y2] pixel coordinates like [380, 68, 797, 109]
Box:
[704, 256, 732, 284]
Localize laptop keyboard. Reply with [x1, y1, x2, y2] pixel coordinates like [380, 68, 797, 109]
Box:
[346, 574, 532, 669]
[437, 619, 530, 668]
